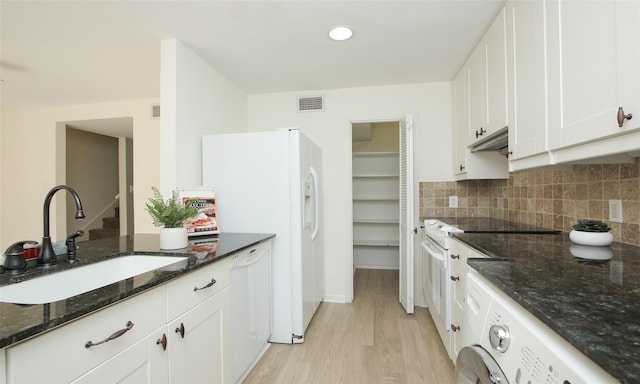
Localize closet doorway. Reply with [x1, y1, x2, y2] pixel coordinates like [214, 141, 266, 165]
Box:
[350, 116, 415, 313]
[351, 122, 401, 270]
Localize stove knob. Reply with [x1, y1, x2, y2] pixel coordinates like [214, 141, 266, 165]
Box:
[489, 324, 510, 353]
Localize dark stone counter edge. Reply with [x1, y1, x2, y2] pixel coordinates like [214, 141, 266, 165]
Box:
[0, 233, 275, 349]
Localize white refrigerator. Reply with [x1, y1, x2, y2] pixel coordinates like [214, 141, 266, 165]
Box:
[202, 129, 323, 344]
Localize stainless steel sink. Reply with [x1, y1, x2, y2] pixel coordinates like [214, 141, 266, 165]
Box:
[0, 255, 187, 304]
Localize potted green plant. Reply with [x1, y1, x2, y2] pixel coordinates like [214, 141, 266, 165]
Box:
[569, 219, 613, 246]
[146, 187, 198, 249]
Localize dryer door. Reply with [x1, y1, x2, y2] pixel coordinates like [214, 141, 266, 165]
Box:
[455, 345, 509, 384]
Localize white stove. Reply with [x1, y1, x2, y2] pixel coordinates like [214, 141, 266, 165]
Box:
[421, 219, 463, 357]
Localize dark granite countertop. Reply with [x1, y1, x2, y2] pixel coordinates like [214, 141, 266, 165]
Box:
[0, 232, 274, 349]
[455, 232, 640, 384]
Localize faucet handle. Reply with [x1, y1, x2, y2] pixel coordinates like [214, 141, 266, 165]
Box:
[66, 230, 85, 262]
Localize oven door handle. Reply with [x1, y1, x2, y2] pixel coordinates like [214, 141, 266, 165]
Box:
[421, 241, 445, 262]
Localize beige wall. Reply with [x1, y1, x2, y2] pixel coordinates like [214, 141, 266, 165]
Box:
[0, 99, 160, 247]
[419, 158, 640, 245]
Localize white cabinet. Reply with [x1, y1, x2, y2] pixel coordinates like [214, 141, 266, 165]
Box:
[453, 7, 509, 180]
[468, 7, 508, 144]
[548, 0, 640, 154]
[454, 64, 509, 181]
[506, 0, 550, 168]
[3, 250, 244, 384]
[166, 255, 233, 383]
[504, 0, 640, 170]
[352, 152, 400, 269]
[449, 238, 488, 362]
[5, 285, 167, 383]
[167, 291, 230, 384]
[71, 328, 169, 384]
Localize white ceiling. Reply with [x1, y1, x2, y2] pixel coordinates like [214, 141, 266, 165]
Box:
[1, 0, 505, 113]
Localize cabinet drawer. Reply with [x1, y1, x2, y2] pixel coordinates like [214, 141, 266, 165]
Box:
[6, 286, 166, 383]
[166, 256, 232, 321]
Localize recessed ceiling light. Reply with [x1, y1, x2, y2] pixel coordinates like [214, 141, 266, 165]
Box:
[329, 26, 353, 41]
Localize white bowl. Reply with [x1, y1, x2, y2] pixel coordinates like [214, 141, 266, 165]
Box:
[569, 230, 613, 246]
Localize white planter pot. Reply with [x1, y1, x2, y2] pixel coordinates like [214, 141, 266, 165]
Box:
[160, 227, 188, 250]
[569, 230, 613, 247]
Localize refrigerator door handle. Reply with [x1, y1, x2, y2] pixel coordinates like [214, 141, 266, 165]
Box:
[309, 166, 320, 241]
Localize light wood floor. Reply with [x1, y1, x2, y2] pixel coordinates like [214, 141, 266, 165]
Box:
[243, 268, 455, 384]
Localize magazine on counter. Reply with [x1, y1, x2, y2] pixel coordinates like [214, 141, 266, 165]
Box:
[177, 188, 221, 237]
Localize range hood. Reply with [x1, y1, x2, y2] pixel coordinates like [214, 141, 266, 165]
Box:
[470, 126, 509, 153]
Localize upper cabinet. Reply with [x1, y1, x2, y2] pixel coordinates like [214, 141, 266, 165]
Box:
[506, 0, 640, 171]
[453, 65, 508, 180]
[452, 6, 509, 180]
[468, 8, 508, 144]
[547, 0, 640, 153]
[506, 0, 549, 167]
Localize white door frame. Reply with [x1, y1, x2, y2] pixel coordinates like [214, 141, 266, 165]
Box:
[345, 114, 414, 303]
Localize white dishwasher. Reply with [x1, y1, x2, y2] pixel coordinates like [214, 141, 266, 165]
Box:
[230, 242, 272, 383]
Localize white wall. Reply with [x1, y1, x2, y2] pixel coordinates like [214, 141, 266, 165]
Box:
[248, 82, 454, 302]
[160, 39, 247, 194]
[0, 99, 160, 247]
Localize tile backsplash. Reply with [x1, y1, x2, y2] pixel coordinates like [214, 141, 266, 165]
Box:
[419, 157, 640, 246]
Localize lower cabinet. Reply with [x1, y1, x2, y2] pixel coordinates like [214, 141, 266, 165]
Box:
[448, 238, 488, 362]
[167, 289, 231, 384]
[5, 285, 167, 383]
[71, 327, 169, 384]
[3, 252, 239, 384]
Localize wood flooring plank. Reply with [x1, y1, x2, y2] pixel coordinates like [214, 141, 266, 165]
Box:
[242, 269, 455, 384]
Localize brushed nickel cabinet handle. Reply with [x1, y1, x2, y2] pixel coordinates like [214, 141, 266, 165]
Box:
[617, 107, 633, 127]
[85, 321, 134, 348]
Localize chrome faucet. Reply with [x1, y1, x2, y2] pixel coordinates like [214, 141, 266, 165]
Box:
[38, 185, 86, 266]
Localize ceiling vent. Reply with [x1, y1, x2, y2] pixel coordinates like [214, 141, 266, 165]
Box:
[151, 104, 161, 119]
[298, 96, 324, 112]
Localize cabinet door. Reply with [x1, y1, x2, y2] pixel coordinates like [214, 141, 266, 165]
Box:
[468, 7, 508, 144]
[548, 0, 640, 149]
[71, 329, 169, 384]
[467, 45, 486, 143]
[484, 7, 508, 135]
[506, 0, 548, 160]
[5, 287, 166, 383]
[168, 288, 231, 384]
[453, 67, 468, 175]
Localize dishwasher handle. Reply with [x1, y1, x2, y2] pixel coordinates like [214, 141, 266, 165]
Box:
[232, 247, 268, 269]
[421, 240, 445, 262]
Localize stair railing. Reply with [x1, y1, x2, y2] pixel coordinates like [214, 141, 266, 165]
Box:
[80, 194, 120, 233]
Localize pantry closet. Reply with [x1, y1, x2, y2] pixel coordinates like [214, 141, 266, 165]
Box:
[351, 122, 400, 270]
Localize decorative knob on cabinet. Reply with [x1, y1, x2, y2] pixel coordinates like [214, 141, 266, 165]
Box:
[617, 107, 633, 127]
[459, 164, 465, 172]
[475, 127, 486, 138]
